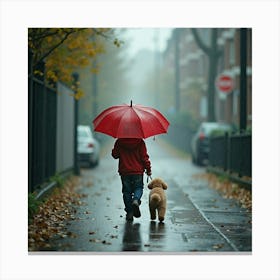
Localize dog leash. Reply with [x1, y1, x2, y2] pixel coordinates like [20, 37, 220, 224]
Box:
[147, 175, 153, 183]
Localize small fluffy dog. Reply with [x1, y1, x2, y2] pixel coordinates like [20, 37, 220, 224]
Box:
[148, 178, 168, 222]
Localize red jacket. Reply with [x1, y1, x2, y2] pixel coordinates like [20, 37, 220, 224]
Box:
[112, 138, 151, 176]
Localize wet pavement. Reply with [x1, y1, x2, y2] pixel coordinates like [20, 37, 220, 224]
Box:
[46, 137, 252, 253]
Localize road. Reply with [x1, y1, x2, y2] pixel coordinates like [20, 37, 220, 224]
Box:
[47, 137, 252, 253]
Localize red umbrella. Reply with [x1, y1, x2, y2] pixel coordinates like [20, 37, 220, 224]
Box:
[93, 101, 169, 139]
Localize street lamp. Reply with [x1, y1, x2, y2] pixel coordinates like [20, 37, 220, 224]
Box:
[239, 28, 247, 132]
[72, 72, 80, 176]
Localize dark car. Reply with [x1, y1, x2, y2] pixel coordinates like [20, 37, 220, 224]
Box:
[191, 122, 233, 166]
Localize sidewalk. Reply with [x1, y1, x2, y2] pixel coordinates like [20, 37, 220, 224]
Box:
[30, 139, 252, 253]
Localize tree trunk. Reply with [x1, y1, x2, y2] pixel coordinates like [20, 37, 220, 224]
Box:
[191, 28, 221, 122]
[207, 29, 219, 121]
[174, 29, 180, 112]
[208, 53, 216, 121]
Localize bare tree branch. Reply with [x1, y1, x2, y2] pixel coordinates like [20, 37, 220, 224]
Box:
[34, 30, 79, 66]
[29, 29, 60, 41]
[190, 29, 211, 55]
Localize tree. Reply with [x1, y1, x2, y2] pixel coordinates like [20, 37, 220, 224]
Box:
[28, 28, 122, 97]
[191, 29, 222, 121]
[78, 29, 130, 126]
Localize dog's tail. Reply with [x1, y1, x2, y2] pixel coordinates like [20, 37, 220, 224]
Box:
[150, 193, 161, 204]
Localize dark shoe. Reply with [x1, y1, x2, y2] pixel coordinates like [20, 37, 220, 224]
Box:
[132, 200, 141, 218]
[126, 212, 133, 222]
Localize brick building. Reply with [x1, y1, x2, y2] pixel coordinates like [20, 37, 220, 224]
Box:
[216, 28, 252, 129]
[162, 28, 252, 129]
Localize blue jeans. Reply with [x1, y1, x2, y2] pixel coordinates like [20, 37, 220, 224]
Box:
[121, 174, 144, 214]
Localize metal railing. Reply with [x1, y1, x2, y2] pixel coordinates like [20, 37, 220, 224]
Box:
[209, 132, 252, 178]
[29, 49, 75, 193]
[28, 57, 57, 192]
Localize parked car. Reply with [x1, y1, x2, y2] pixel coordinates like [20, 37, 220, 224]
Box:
[191, 122, 233, 166]
[77, 125, 100, 167]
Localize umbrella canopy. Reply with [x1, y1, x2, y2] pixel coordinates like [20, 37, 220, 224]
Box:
[93, 101, 169, 139]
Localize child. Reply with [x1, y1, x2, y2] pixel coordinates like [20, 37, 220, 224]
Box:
[112, 138, 152, 221]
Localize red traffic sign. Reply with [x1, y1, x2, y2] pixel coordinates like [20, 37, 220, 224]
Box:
[216, 74, 234, 93]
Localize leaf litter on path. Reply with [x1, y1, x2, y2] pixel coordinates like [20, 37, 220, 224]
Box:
[28, 176, 86, 251]
[193, 173, 252, 211]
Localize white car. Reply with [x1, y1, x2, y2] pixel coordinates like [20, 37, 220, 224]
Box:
[77, 125, 100, 167]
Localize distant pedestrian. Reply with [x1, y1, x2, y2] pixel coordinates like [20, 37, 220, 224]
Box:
[112, 138, 152, 222]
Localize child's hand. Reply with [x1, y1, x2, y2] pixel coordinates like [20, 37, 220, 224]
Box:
[146, 171, 152, 176]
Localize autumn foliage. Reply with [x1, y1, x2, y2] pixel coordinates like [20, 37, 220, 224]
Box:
[28, 176, 84, 251]
[28, 28, 122, 94]
[196, 173, 252, 211]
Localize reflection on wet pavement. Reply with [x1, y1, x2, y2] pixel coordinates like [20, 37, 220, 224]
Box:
[46, 138, 251, 253]
[122, 222, 142, 251]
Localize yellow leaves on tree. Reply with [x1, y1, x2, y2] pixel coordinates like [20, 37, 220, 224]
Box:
[70, 88, 84, 100]
[28, 28, 114, 95]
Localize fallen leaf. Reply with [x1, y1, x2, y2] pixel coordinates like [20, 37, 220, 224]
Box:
[89, 238, 101, 243]
[102, 240, 111, 245]
[28, 176, 84, 251]
[194, 173, 252, 211]
[212, 243, 224, 249]
[85, 181, 93, 187]
[67, 232, 77, 238]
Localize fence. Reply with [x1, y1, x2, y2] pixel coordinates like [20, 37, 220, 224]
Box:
[29, 50, 75, 192]
[208, 132, 252, 180]
[56, 82, 75, 174]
